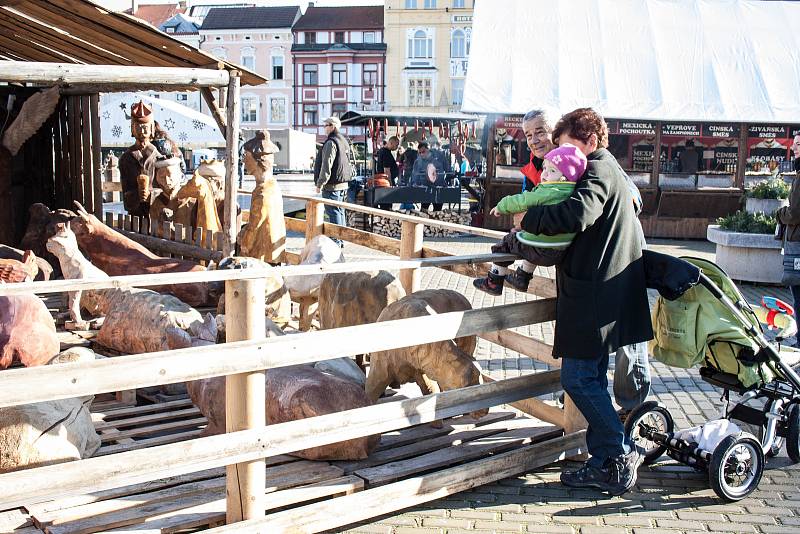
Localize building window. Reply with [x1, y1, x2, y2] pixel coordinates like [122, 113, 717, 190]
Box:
[214, 36, 222, 41]
[305, 32, 316, 44]
[334, 31, 345, 44]
[332, 64, 347, 85]
[165, 27, 175, 33]
[363, 63, 378, 86]
[303, 104, 318, 126]
[332, 103, 347, 117]
[408, 78, 432, 107]
[241, 48, 255, 71]
[363, 31, 375, 44]
[176, 93, 188, 102]
[303, 64, 318, 85]
[409, 30, 432, 59]
[269, 97, 286, 123]
[424, 0, 436, 8]
[212, 47, 227, 60]
[451, 29, 466, 58]
[451, 79, 465, 106]
[453, 0, 465, 7]
[405, 0, 417, 7]
[271, 54, 284, 80]
[241, 96, 258, 123]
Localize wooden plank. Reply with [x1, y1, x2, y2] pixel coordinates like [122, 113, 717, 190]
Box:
[284, 216, 306, 234]
[221, 73, 240, 256]
[207, 431, 586, 533]
[200, 87, 226, 139]
[479, 330, 559, 369]
[96, 430, 206, 456]
[374, 410, 514, 452]
[481, 375, 564, 427]
[80, 96, 93, 213]
[99, 417, 207, 443]
[305, 200, 325, 240]
[0, 372, 560, 509]
[0, 61, 230, 88]
[107, 228, 222, 262]
[93, 407, 201, 431]
[322, 223, 400, 255]
[0, 252, 524, 296]
[0, 300, 557, 408]
[92, 398, 194, 420]
[89, 94, 103, 218]
[356, 420, 562, 486]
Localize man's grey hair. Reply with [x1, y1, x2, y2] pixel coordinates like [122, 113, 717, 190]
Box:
[522, 108, 557, 130]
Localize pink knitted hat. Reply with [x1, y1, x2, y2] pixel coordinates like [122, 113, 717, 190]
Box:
[544, 144, 587, 183]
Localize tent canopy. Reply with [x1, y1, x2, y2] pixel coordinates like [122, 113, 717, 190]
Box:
[101, 93, 224, 148]
[462, 0, 800, 123]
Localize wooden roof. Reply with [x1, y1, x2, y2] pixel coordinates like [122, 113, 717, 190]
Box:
[0, 0, 265, 86]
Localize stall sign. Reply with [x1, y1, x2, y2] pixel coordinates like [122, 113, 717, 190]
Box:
[712, 145, 739, 171]
[496, 115, 522, 129]
[606, 119, 619, 134]
[662, 123, 701, 137]
[632, 144, 655, 171]
[618, 121, 656, 135]
[748, 125, 788, 139]
[702, 124, 740, 138]
[790, 126, 800, 138]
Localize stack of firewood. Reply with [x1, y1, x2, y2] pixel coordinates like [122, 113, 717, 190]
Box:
[345, 209, 471, 238]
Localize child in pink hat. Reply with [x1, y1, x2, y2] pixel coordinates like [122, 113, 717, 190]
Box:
[474, 144, 587, 295]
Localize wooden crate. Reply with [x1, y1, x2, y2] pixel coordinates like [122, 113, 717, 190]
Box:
[11, 403, 563, 534]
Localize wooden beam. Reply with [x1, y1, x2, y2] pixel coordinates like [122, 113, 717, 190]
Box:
[89, 94, 103, 218]
[0, 371, 562, 509]
[0, 253, 522, 296]
[0, 299, 556, 408]
[0, 15, 108, 65]
[110, 227, 223, 262]
[735, 122, 747, 189]
[206, 431, 585, 534]
[201, 86, 227, 139]
[0, 61, 230, 88]
[650, 120, 662, 188]
[481, 374, 564, 426]
[323, 222, 400, 255]
[305, 199, 325, 240]
[224, 278, 266, 523]
[479, 328, 559, 369]
[399, 220, 424, 294]
[222, 72, 240, 256]
[284, 216, 306, 234]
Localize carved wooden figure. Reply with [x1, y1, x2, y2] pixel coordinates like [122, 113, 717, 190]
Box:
[238, 130, 286, 264]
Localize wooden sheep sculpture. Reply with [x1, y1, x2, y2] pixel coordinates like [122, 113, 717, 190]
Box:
[365, 289, 488, 419]
[69, 202, 217, 308]
[284, 235, 344, 331]
[46, 223, 216, 353]
[188, 363, 377, 460]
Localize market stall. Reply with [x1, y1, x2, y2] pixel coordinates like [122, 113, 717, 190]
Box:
[462, 0, 800, 238]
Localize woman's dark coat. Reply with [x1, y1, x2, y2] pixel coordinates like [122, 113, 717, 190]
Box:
[521, 148, 653, 359]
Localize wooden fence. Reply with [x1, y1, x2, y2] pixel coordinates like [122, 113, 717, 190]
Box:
[0, 193, 588, 532]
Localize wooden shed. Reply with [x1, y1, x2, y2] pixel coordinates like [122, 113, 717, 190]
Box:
[0, 0, 265, 251]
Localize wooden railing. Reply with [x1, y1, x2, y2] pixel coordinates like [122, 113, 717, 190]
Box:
[0, 191, 589, 532]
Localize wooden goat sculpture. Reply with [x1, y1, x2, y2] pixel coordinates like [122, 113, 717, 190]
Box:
[46, 223, 215, 353]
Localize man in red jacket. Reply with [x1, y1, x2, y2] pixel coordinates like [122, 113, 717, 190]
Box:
[520, 109, 557, 190]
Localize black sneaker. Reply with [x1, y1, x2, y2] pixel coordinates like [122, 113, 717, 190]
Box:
[604, 448, 644, 496]
[560, 462, 613, 490]
[505, 266, 533, 292]
[473, 271, 505, 296]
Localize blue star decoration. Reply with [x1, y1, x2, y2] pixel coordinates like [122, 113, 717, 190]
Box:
[192, 120, 205, 131]
[112, 125, 122, 138]
[164, 118, 175, 130]
[102, 110, 111, 120]
[178, 132, 188, 142]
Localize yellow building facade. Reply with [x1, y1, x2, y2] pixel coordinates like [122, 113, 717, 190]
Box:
[384, 0, 474, 113]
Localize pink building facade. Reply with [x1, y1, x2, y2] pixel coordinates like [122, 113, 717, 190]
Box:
[199, 6, 300, 133]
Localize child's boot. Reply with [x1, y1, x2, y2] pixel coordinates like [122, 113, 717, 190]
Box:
[473, 270, 505, 296]
[505, 266, 533, 292]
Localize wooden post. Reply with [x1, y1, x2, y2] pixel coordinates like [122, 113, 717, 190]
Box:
[399, 220, 424, 294]
[225, 277, 267, 524]
[735, 122, 748, 190]
[201, 86, 227, 139]
[650, 121, 662, 188]
[305, 199, 325, 241]
[222, 72, 241, 257]
[562, 395, 589, 461]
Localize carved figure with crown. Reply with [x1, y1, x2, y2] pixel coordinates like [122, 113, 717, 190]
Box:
[119, 101, 160, 217]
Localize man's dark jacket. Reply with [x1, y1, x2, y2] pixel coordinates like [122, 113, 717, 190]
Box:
[313, 131, 352, 190]
[521, 148, 653, 359]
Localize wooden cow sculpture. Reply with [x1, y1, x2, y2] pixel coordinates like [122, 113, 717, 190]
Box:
[365, 289, 488, 419]
[187, 364, 377, 460]
[46, 223, 216, 353]
[69, 202, 217, 308]
[0, 294, 59, 369]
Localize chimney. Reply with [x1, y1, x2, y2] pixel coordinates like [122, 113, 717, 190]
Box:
[131, 0, 138, 13]
[308, 2, 314, 7]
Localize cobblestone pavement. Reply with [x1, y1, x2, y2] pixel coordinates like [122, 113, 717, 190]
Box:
[285, 227, 800, 534]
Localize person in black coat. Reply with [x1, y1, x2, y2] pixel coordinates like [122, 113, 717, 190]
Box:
[519, 108, 653, 496]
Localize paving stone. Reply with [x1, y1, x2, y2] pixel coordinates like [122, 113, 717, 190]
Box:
[655, 519, 704, 530]
[760, 526, 800, 533]
[703, 521, 758, 532]
[577, 527, 627, 534]
[601, 516, 653, 527]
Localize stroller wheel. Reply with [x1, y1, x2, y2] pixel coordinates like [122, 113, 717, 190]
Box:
[709, 433, 764, 502]
[787, 404, 800, 463]
[624, 401, 674, 465]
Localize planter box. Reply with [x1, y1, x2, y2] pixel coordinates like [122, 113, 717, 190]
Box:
[707, 225, 782, 284]
[745, 197, 787, 215]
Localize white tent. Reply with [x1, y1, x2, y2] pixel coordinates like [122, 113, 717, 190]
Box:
[100, 93, 224, 148]
[463, 0, 800, 123]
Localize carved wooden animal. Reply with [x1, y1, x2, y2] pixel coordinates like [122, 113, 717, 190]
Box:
[187, 364, 377, 460]
[318, 270, 406, 331]
[69, 202, 216, 308]
[284, 235, 344, 300]
[0, 245, 51, 281]
[46, 223, 216, 353]
[0, 251, 38, 283]
[365, 289, 487, 418]
[214, 257, 291, 322]
[0, 294, 59, 369]
[19, 203, 73, 278]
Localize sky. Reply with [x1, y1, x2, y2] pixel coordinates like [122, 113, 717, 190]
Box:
[96, 0, 384, 11]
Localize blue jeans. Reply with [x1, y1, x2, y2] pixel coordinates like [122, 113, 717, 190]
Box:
[613, 342, 651, 411]
[561, 354, 632, 468]
[321, 189, 346, 227]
